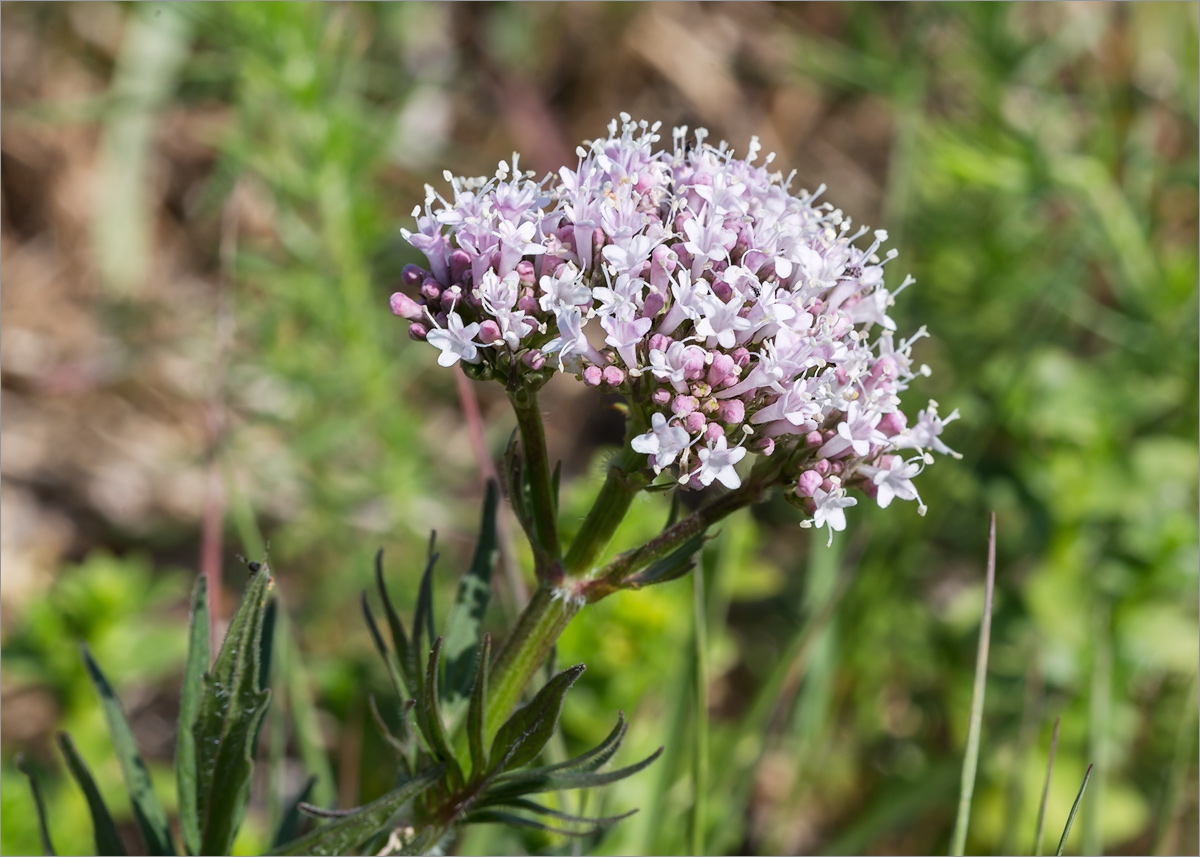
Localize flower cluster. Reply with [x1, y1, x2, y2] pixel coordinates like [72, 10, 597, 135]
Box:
[392, 115, 957, 540]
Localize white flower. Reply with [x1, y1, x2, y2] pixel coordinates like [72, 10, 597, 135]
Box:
[803, 486, 857, 546]
[696, 435, 746, 489]
[865, 456, 922, 508]
[426, 311, 483, 367]
[894, 401, 962, 458]
[538, 263, 590, 313]
[631, 412, 691, 471]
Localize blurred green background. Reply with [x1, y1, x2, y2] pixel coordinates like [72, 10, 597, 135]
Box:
[2, 2, 1196, 854]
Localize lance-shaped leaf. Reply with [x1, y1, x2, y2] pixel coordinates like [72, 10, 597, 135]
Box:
[270, 775, 317, 850]
[476, 797, 636, 828]
[414, 637, 464, 787]
[57, 732, 126, 855]
[176, 576, 209, 856]
[374, 550, 413, 697]
[408, 536, 439, 698]
[16, 753, 57, 857]
[463, 810, 597, 837]
[466, 635, 491, 779]
[443, 480, 499, 714]
[490, 664, 586, 775]
[81, 645, 176, 856]
[511, 713, 629, 779]
[622, 533, 709, 590]
[480, 746, 664, 803]
[361, 592, 404, 701]
[270, 766, 443, 856]
[192, 565, 274, 856]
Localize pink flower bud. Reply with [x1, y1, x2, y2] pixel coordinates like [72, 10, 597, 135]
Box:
[796, 470, 823, 497]
[602, 366, 625, 386]
[390, 292, 423, 321]
[683, 352, 706, 381]
[583, 366, 603, 386]
[478, 320, 503, 344]
[717, 399, 745, 424]
[672, 395, 698, 416]
[704, 422, 724, 442]
[820, 478, 835, 493]
[516, 260, 536, 287]
[813, 458, 831, 476]
[711, 280, 733, 302]
[829, 461, 843, 475]
[517, 295, 539, 314]
[649, 334, 672, 353]
[440, 287, 463, 313]
[408, 323, 428, 342]
[401, 264, 425, 287]
[684, 412, 707, 434]
[701, 397, 720, 414]
[449, 249, 471, 283]
[691, 382, 712, 399]
[642, 290, 665, 317]
[805, 431, 823, 447]
[708, 353, 736, 387]
[421, 278, 442, 301]
[523, 349, 546, 370]
[651, 388, 672, 405]
[753, 436, 775, 456]
[877, 411, 907, 437]
[731, 347, 751, 368]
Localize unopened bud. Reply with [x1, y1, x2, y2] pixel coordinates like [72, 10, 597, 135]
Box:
[390, 292, 423, 321]
[583, 365, 603, 386]
[602, 366, 626, 386]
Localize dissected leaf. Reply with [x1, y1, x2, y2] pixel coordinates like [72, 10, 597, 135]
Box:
[443, 480, 499, 714]
[192, 565, 274, 856]
[374, 550, 414, 698]
[57, 732, 126, 855]
[416, 637, 464, 786]
[176, 575, 209, 856]
[270, 767, 443, 856]
[82, 645, 176, 856]
[270, 776, 316, 849]
[16, 753, 57, 857]
[467, 635, 491, 779]
[490, 664, 586, 774]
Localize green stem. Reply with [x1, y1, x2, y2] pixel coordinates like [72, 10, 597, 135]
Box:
[562, 444, 647, 576]
[582, 458, 779, 601]
[509, 388, 561, 566]
[483, 584, 580, 744]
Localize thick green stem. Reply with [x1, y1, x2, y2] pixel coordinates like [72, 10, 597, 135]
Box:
[483, 583, 580, 744]
[509, 389, 561, 565]
[562, 445, 647, 576]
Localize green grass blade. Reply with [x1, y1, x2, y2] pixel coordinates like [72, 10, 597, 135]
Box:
[690, 559, 709, 856]
[177, 575, 209, 856]
[16, 753, 57, 856]
[950, 513, 997, 856]
[1055, 764, 1093, 857]
[1034, 717, 1061, 857]
[444, 480, 500, 716]
[57, 732, 127, 855]
[81, 644, 176, 855]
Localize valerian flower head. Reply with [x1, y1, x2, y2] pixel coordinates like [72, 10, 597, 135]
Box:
[392, 114, 955, 536]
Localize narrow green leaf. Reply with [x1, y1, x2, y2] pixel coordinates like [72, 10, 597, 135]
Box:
[193, 565, 274, 856]
[410, 536, 439, 694]
[1033, 717, 1061, 856]
[492, 797, 637, 827]
[1056, 764, 1093, 857]
[623, 533, 708, 590]
[361, 592, 404, 700]
[417, 637, 464, 786]
[81, 645, 176, 856]
[490, 665, 586, 774]
[538, 713, 627, 775]
[551, 460, 562, 513]
[484, 746, 663, 800]
[259, 598, 278, 695]
[270, 766, 443, 856]
[57, 732, 126, 855]
[270, 776, 316, 850]
[443, 480, 499, 713]
[467, 635, 492, 779]
[368, 694, 411, 764]
[177, 576, 209, 856]
[16, 753, 57, 857]
[463, 809, 593, 836]
[374, 550, 413, 698]
[950, 513, 996, 857]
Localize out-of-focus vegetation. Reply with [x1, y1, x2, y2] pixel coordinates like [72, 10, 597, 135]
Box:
[2, 3, 1196, 855]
